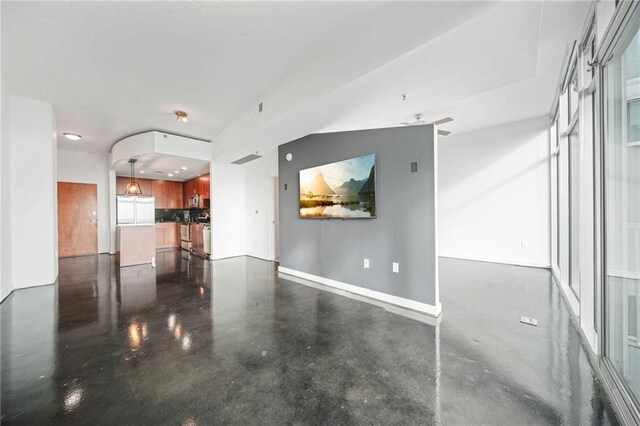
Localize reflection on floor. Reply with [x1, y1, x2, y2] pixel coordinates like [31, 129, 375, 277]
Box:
[607, 275, 640, 404]
[1, 252, 617, 424]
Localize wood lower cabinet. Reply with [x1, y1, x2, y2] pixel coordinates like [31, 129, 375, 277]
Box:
[155, 223, 179, 249]
[190, 223, 205, 254]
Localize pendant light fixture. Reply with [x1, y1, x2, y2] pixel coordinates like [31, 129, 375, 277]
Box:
[124, 159, 142, 196]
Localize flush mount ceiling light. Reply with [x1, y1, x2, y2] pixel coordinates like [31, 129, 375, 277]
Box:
[175, 111, 188, 122]
[174, 170, 179, 174]
[168, 173, 174, 177]
[124, 159, 142, 196]
[139, 170, 146, 174]
[181, 166, 188, 170]
[63, 133, 82, 140]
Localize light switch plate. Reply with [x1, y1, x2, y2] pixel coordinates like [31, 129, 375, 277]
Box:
[392, 262, 399, 273]
[364, 258, 370, 269]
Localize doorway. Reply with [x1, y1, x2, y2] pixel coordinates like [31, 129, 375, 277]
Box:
[58, 182, 98, 257]
[268, 176, 280, 262]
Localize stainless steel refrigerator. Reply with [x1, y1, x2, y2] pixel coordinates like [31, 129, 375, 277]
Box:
[116, 196, 155, 225]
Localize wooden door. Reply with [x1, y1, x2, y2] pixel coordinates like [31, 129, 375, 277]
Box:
[58, 182, 98, 257]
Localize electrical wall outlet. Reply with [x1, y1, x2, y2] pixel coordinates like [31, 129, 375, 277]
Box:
[364, 258, 370, 269]
[521, 240, 528, 248]
[392, 262, 399, 273]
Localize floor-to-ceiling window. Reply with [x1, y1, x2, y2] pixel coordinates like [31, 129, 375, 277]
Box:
[603, 13, 640, 408]
[568, 61, 581, 298]
[551, 117, 560, 277]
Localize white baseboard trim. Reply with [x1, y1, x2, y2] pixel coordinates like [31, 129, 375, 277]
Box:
[278, 266, 442, 318]
[438, 254, 550, 269]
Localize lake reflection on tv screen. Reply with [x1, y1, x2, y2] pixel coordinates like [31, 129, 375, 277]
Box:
[299, 154, 376, 219]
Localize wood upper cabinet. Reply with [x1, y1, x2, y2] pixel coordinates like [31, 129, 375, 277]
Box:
[183, 179, 196, 207]
[116, 176, 152, 196]
[183, 174, 210, 208]
[197, 174, 210, 200]
[116, 177, 183, 209]
[151, 180, 183, 209]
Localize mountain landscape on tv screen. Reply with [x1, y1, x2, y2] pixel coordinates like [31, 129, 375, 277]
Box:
[299, 154, 376, 218]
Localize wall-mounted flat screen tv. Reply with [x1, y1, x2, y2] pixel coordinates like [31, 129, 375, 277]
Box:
[299, 154, 376, 219]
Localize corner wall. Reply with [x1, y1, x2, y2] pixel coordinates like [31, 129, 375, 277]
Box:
[57, 150, 111, 253]
[8, 95, 58, 290]
[244, 149, 278, 261]
[278, 125, 439, 310]
[438, 116, 550, 267]
[0, 26, 12, 300]
[210, 161, 246, 260]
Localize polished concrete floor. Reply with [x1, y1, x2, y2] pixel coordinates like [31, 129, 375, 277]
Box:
[1, 252, 617, 425]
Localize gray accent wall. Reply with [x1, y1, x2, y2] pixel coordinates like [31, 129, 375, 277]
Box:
[278, 125, 438, 307]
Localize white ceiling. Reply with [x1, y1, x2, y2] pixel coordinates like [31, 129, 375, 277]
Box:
[2, 1, 384, 153]
[2, 1, 590, 160]
[114, 153, 209, 182]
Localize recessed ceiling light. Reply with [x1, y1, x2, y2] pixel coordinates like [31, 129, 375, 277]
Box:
[174, 170, 179, 174]
[181, 166, 188, 170]
[168, 173, 174, 177]
[175, 111, 188, 122]
[63, 133, 82, 141]
[139, 171, 146, 174]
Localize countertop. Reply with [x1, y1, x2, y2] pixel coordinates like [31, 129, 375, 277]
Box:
[155, 220, 210, 224]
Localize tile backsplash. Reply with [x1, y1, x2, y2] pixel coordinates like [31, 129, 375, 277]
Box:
[156, 208, 209, 223]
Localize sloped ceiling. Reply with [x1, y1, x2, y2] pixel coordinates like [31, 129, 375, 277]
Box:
[2, 1, 589, 160]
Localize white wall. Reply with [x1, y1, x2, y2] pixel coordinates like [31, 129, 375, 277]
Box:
[244, 150, 278, 261]
[210, 161, 246, 260]
[57, 150, 111, 253]
[438, 116, 550, 268]
[109, 170, 117, 254]
[1, 13, 12, 301]
[8, 95, 58, 289]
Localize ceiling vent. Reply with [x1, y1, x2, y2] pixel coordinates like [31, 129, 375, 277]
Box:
[258, 102, 264, 113]
[232, 154, 262, 165]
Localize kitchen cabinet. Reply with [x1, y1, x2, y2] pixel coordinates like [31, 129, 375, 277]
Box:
[196, 174, 210, 200]
[190, 223, 205, 255]
[183, 174, 210, 208]
[155, 223, 179, 249]
[116, 176, 153, 196]
[116, 177, 183, 209]
[183, 179, 197, 207]
[151, 180, 183, 209]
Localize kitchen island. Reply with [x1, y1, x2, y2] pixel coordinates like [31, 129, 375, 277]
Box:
[116, 224, 156, 267]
